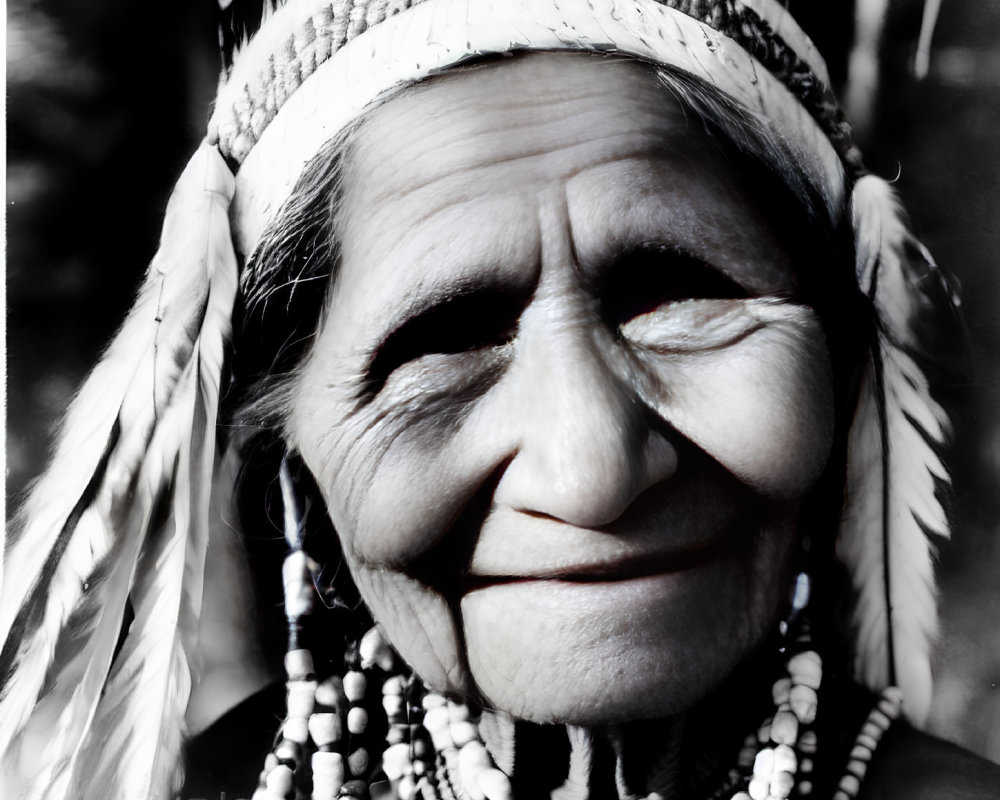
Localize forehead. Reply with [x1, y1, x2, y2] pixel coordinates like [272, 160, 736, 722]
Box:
[332, 52, 793, 329]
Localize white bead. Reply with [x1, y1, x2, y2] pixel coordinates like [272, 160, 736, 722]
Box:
[868, 709, 891, 730]
[315, 676, 345, 709]
[800, 758, 813, 773]
[360, 626, 395, 671]
[347, 706, 368, 734]
[397, 775, 416, 800]
[881, 686, 904, 709]
[846, 758, 868, 779]
[787, 651, 822, 690]
[383, 676, 404, 696]
[284, 649, 314, 681]
[849, 744, 871, 762]
[349, 747, 369, 776]
[771, 770, 794, 799]
[447, 702, 471, 722]
[308, 712, 342, 747]
[477, 767, 512, 800]
[383, 743, 413, 781]
[275, 740, 298, 762]
[773, 744, 796, 774]
[266, 764, 294, 796]
[838, 774, 861, 796]
[757, 718, 773, 744]
[423, 706, 450, 733]
[789, 684, 817, 724]
[450, 721, 478, 748]
[748, 777, 769, 800]
[753, 748, 775, 780]
[429, 726, 454, 753]
[770, 710, 798, 745]
[383, 694, 405, 717]
[265, 753, 279, 772]
[732, 793, 753, 800]
[857, 733, 878, 750]
[771, 677, 791, 705]
[287, 680, 317, 718]
[252, 789, 281, 800]
[312, 751, 345, 799]
[799, 780, 812, 795]
[459, 742, 491, 800]
[861, 721, 882, 739]
[344, 671, 367, 702]
[799, 730, 817, 754]
[877, 697, 899, 717]
[422, 693, 447, 710]
[282, 551, 314, 618]
[283, 716, 309, 744]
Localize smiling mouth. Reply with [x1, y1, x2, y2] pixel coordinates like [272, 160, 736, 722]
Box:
[461, 535, 735, 593]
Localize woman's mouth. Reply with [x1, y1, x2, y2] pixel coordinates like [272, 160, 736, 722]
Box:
[462, 530, 741, 593]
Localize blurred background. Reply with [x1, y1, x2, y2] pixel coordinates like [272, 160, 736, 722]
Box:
[6, 0, 1000, 763]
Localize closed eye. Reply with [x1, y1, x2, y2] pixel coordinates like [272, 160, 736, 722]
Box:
[599, 245, 749, 331]
[366, 288, 525, 395]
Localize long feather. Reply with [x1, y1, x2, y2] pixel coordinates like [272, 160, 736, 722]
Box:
[0, 142, 238, 798]
[73, 176, 237, 798]
[838, 175, 951, 726]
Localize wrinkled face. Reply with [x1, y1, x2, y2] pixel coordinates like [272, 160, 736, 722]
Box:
[289, 53, 834, 724]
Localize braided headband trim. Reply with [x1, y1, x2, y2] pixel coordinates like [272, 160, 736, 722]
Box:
[218, 0, 847, 257]
[211, 0, 840, 161]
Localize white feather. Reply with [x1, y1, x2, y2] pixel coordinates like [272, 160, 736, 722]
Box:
[0, 142, 238, 798]
[838, 175, 952, 726]
[73, 181, 237, 799]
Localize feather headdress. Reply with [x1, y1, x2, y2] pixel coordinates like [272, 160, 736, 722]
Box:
[838, 174, 953, 725]
[0, 0, 954, 796]
[0, 143, 238, 799]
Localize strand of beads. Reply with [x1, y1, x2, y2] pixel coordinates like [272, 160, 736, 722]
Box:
[341, 634, 378, 799]
[253, 461, 322, 800]
[832, 687, 902, 800]
[409, 690, 511, 800]
[381, 675, 435, 799]
[310, 675, 348, 799]
[731, 572, 820, 800]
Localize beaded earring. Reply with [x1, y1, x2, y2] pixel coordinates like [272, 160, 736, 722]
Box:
[251, 457, 320, 800]
[726, 572, 822, 800]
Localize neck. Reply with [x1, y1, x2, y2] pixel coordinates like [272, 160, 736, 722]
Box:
[476, 654, 775, 800]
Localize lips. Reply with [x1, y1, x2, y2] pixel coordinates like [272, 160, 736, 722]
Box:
[462, 509, 745, 593]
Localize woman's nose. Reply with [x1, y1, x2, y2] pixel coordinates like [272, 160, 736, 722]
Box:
[493, 317, 678, 528]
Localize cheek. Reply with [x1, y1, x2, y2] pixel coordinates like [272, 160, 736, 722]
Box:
[289, 346, 508, 694]
[641, 313, 834, 499]
[349, 564, 471, 694]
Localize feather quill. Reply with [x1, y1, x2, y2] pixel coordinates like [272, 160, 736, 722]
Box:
[838, 175, 951, 726]
[0, 142, 238, 798]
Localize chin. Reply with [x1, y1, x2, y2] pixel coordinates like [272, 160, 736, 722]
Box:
[459, 555, 782, 725]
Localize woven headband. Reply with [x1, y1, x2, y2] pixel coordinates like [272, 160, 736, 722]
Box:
[208, 0, 851, 257]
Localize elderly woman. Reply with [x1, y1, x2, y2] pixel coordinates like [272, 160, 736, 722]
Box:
[1, 1, 998, 799]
